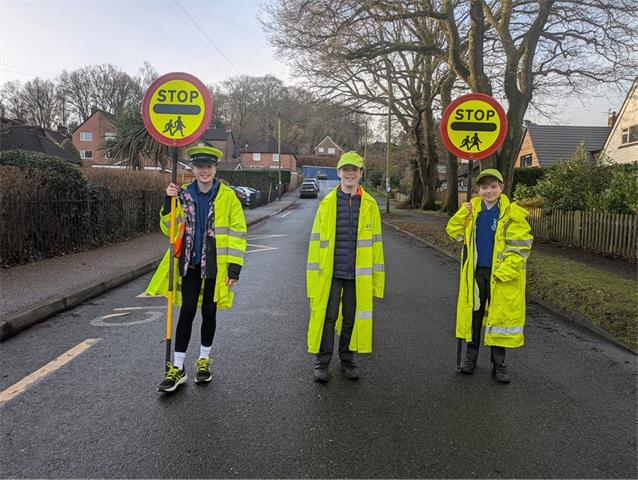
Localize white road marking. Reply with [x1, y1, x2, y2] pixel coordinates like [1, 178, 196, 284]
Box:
[90, 310, 163, 327]
[280, 211, 293, 218]
[247, 234, 286, 241]
[114, 306, 164, 311]
[0, 339, 100, 403]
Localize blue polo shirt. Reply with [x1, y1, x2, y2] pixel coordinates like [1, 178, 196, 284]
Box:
[186, 179, 220, 266]
[476, 201, 499, 268]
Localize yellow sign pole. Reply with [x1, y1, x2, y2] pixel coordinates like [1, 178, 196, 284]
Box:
[165, 147, 179, 365]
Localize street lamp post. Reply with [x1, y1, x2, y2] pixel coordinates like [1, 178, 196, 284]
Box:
[277, 110, 282, 201]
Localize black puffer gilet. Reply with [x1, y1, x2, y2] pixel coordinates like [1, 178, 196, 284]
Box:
[333, 188, 361, 280]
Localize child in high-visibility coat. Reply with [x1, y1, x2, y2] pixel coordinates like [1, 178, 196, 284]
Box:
[306, 151, 385, 382]
[147, 145, 247, 393]
[446, 169, 533, 383]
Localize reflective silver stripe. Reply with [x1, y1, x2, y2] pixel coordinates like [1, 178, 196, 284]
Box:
[221, 248, 245, 259]
[356, 267, 373, 275]
[307, 263, 320, 271]
[504, 247, 530, 258]
[309, 233, 320, 241]
[373, 263, 384, 272]
[455, 236, 464, 242]
[486, 326, 524, 335]
[216, 227, 246, 239]
[497, 252, 504, 260]
[506, 239, 533, 247]
[320, 240, 329, 248]
[356, 311, 373, 320]
[373, 234, 383, 243]
[357, 239, 373, 248]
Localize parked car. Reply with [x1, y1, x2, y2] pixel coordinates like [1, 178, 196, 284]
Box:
[299, 179, 319, 198]
[307, 178, 320, 191]
[234, 186, 263, 207]
[316, 171, 328, 180]
[230, 186, 250, 207]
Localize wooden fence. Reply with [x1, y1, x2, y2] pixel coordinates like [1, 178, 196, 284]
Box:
[526, 208, 637, 259]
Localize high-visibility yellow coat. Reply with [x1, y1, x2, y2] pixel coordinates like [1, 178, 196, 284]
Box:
[306, 187, 385, 354]
[446, 194, 533, 348]
[146, 182, 247, 309]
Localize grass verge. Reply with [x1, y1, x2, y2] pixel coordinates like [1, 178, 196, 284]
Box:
[386, 219, 637, 351]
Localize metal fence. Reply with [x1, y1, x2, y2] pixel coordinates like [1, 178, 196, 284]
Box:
[526, 207, 638, 259]
[0, 191, 164, 266]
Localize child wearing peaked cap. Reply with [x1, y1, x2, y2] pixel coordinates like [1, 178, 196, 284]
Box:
[306, 151, 385, 382]
[445, 168, 533, 383]
[147, 145, 247, 392]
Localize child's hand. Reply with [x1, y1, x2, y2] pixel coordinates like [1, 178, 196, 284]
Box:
[166, 183, 179, 197]
[226, 277, 237, 287]
[464, 202, 472, 213]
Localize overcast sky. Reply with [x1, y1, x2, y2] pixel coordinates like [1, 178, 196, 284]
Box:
[0, 0, 630, 127]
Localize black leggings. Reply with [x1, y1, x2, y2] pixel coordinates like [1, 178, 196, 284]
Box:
[174, 264, 217, 353]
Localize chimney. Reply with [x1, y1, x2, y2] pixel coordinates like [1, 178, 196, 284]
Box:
[607, 110, 617, 128]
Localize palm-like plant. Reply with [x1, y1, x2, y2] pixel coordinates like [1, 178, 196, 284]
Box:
[101, 108, 169, 171]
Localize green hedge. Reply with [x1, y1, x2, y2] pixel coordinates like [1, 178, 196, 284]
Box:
[0, 150, 163, 266]
[512, 167, 545, 191]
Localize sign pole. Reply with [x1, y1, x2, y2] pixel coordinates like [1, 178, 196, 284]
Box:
[164, 146, 178, 366]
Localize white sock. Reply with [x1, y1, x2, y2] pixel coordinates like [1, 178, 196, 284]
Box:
[173, 352, 186, 370]
[199, 345, 212, 359]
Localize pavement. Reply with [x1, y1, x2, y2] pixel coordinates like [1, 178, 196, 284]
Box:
[0, 192, 299, 341]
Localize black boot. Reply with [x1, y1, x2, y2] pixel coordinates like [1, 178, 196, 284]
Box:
[491, 347, 510, 384]
[460, 343, 479, 374]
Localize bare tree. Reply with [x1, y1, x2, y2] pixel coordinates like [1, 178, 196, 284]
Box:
[263, 0, 637, 194]
[0, 81, 27, 122]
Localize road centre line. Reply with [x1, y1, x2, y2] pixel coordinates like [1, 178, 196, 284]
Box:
[0, 338, 100, 403]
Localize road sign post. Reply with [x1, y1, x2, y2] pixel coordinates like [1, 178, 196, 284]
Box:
[141, 72, 212, 367]
[439, 92, 507, 372]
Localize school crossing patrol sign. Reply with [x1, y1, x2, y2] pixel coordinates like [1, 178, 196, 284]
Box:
[439, 93, 507, 160]
[142, 72, 212, 147]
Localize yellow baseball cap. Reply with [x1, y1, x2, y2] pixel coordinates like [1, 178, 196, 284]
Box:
[476, 168, 504, 183]
[336, 151, 364, 169]
[186, 145, 223, 165]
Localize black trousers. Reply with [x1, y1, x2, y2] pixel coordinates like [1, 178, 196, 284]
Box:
[317, 277, 356, 366]
[467, 267, 506, 367]
[174, 264, 217, 353]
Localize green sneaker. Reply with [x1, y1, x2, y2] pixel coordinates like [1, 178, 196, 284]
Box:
[157, 362, 187, 392]
[195, 357, 212, 384]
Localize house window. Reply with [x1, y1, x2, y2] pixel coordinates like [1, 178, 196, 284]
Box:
[104, 132, 116, 141]
[273, 153, 279, 162]
[252, 153, 261, 161]
[621, 125, 638, 145]
[318, 147, 324, 153]
[80, 132, 92, 141]
[520, 154, 532, 167]
[328, 147, 335, 154]
[80, 150, 93, 159]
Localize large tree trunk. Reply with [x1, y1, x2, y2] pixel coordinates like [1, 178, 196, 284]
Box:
[421, 104, 438, 210]
[441, 73, 458, 213]
[410, 158, 423, 207]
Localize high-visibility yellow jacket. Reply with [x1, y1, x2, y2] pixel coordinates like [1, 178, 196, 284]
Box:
[446, 194, 533, 348]
[146, 182, 247, 309]
[306, 187, 385, 354]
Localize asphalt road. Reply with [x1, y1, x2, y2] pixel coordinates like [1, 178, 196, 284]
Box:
[1, 180, 636, 479]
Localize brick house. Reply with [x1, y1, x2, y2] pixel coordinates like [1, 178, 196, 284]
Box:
[514, 122, 610, 168]
[72, 109, 116, 164]
[313, 135, 344, 156]
[602, 78, 638, 164]
[241, 135, 297, 171]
